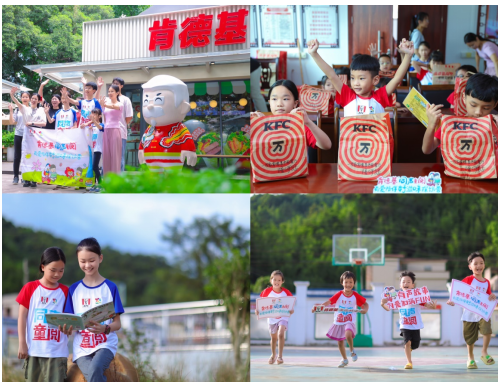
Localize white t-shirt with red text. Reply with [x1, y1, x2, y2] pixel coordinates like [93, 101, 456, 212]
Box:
[329, 291, 367, 326]
[335, 83, 391, 117]
[260, 287, 293, 325]
[64, 279, 124, 362]
[16, 280, 69, 358]
[461, 276, 491, 322]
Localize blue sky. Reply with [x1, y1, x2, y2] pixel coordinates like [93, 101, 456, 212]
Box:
[3, 194, 250, 258]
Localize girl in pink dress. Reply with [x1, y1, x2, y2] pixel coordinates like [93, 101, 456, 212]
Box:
[99, 85, 123, 175]
[312, 271, 369, 368]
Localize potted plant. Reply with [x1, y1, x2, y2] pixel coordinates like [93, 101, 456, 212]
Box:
[2, 130, 15, 162]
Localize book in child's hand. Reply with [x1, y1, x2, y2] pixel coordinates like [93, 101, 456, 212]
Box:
[45, 301, 116, 330]
[403, 87, 431, 128]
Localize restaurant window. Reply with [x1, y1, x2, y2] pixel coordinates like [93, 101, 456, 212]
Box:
[184, 80, 250, 172]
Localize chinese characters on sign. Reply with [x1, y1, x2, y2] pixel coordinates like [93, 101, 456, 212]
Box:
[373, 172, 443, 193]
[302, 5, 339, 47]
[260, 5, 297, 47]
[381, 286, 431, 310]
[450, 279, 497, 322]
[256, 296, 296, 320]
[149, 9, 249, 51]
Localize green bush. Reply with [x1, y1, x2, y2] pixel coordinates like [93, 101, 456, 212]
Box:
[101, 166, 250, 193]
[2, 130, 15, 148]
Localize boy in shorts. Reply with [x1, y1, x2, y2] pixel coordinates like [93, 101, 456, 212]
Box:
[447, 252, 497, 369]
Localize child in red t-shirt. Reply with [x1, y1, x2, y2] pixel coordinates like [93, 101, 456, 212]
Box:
[251, 79, 332, 151]
[312, 271, 369, 368]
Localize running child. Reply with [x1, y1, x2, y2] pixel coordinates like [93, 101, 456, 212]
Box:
[307, 38, 414, 117]
[256, 270, 294, 365]
[422, 73, 498, 154]
[60, 237, 124, 382]
[16, 247, 69, 382]
[251, 79, 332, 150]
[80, 108, 105, 193]
[447, 252, 497, 369]
[381, 271, 436, 369]
[312, 271, 369, 367]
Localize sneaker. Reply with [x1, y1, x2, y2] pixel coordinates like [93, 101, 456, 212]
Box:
[351, 352, 358, 362]
[338, 359, 348, 368]
[23, 181, 31, 188]
[13, 176, 19, 184]
[30, 181, 37, 188]
[93, 186, 101, 193]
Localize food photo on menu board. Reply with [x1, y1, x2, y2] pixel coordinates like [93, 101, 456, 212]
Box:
[249, 4, 498, 194]
[3, 4, 251, 194]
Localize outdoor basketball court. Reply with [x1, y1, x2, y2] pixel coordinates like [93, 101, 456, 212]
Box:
[251, 345, 498, 382]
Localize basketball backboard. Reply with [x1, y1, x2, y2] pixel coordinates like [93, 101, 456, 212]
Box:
[332, 234, 385, 266]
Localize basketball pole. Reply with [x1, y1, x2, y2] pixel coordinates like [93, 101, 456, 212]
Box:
[356, 215, 362, 337]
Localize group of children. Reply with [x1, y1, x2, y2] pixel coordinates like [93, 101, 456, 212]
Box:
[257, 251, 496, 370]
[8, 76, 133, 192]
[251, 37, 498, 168]
[17, 238, 124, 382]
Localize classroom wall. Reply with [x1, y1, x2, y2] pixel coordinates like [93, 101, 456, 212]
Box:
[445, 5, 480, 70]
[250, 5, 349, 86]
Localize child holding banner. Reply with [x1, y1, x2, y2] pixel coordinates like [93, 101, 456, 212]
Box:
[312, 271, 368, 368]
[251, 80, 332, 150]
[60, 237, 124, 382]
[256, 270, 294, 365]
[307, 38, 414, 117]
[446, 252, 497, 369]
[16, 247, 69, 382]
[45, 94, 78, 131]
[381, 271, 436, 369]
[80, 108, 105, 193]
[422, 73, 498, 155]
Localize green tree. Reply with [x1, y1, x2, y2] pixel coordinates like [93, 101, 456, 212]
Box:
[112, 6, 150, 18]
[2, 5, 115, 98]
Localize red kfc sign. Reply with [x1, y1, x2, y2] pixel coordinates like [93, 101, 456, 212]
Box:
[149, 9, 248, 51]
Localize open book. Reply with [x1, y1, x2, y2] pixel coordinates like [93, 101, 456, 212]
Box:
[403, 87, 431, 128]
[45, 301, 116, 330]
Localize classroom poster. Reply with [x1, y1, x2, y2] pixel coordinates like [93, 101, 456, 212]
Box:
[256, 296, 296, 320]
[450, 279, 497, 321]
[20, 127, 94, 188]
[302, 5, 339, 48]
[259, 5, 297, 47]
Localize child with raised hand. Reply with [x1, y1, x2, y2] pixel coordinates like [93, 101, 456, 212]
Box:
[307, 38, 414, 117]
[16, 247, 69, 382]
[60, 237, 124, 382]
[80, 109, 105, 192]
[45, 93, 77, 130]
[381, 271, 436, 370]
[312, 271, 368, 368]
[62, 83, 102, 127]
[447, 65, 477, 108]
[251, 80, 332, 150]
[422, 73, 498, 154]
[256, 270, 294, 365]
[447, 252, 497, 369]
[412, 50, 444, 85]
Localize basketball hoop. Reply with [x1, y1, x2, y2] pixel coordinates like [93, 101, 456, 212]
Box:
[353, 259, 364, 266]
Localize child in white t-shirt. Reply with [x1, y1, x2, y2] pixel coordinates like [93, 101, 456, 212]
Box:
[256, 270, 294, 365]
[313, 271, 369, 368]
[60, 237, 124, 382]
[81, 108, 105, 192]
[447, 252, 497, 369]
[381, 271, 436, 369]
[16, 247, 69, 382]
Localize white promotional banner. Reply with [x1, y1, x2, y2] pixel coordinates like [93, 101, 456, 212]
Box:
[21, 127, 94, 188]
[256, 296, 296, 320]
[381, 286, 431, 310]
[450, 279, 497, 322]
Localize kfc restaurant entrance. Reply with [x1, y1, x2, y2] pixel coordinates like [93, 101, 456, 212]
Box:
[25, 5, 250, 169]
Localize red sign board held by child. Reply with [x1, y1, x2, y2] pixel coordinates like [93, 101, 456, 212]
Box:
[338, 112, 393, 181]
[251, 113, 309, 183]
[440, 115, 498, 180]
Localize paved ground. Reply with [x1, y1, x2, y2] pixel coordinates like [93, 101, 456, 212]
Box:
[251, 346, 498, 382]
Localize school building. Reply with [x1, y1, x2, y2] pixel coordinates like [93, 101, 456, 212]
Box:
[24, 5, 250, 168]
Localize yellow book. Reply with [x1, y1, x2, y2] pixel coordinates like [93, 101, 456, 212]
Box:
[403, 88, 431, 128]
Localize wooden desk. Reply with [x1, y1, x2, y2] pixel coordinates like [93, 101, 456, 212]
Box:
[250, 163, 498, 194]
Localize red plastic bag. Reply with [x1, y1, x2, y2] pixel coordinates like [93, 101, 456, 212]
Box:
[251, 113, 309, 183]
[440, 115, 497, 179]
[338, 113, 393, 180]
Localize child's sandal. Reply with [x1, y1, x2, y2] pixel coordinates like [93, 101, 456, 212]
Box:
[277, 357, 284, 365]
[404, 363, 412, 369]
[351, 352, 358, 362]
[480, 355, 495, 365]
[467, 360, 478, 369]
[338, 359, 348, 368]
[268, 355, 277, 364]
